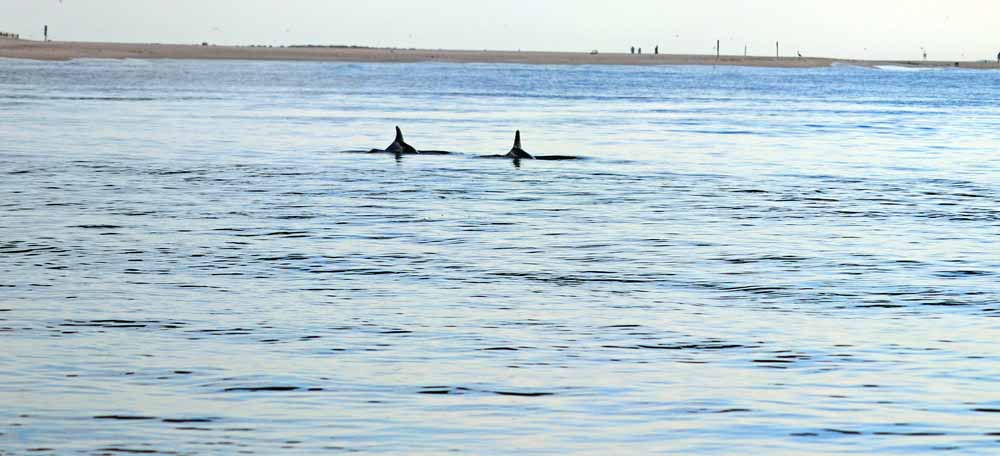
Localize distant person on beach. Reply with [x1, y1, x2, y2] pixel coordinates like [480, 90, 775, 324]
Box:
[630, 46, 635, 55]
[655, 45, 659, 55]
[44, 25, 48, 41]
[638, 47, 642, 55]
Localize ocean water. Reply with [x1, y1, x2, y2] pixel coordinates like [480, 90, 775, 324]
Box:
[1, 58, 998, 455]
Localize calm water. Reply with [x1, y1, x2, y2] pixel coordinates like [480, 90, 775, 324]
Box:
[1, 58, 998, 455]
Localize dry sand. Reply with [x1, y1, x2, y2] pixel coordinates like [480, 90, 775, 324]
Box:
[1, 38, 997, 69]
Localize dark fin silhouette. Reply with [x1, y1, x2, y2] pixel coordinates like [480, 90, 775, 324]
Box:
[506, 130, 534, 159]
[385, 126, 418, 154]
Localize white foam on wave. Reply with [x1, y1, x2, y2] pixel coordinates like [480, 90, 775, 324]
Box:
[873, 65, 942, 72]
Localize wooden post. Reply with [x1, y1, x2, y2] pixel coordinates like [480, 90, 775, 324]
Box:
[716, 40, 720, 60]
[775, 41, 779, 59]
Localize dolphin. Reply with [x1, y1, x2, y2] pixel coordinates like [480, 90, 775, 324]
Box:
[477, 130, 580, 162]
[505, 130, 534, 160]
[383, 126, 418, 154]
[364, 126, 450, 155]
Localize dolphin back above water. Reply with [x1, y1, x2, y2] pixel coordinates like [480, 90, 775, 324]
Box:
[367, 126, 450, 155]
[383, 126, 418, 154]
[478, 130, 580, 161]
[506, 130, 534, 159]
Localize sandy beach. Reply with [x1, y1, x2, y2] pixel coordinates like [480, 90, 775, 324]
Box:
[2, 38, 997, 69]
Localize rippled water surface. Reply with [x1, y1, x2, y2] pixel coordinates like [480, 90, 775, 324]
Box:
[1, 58, 999, 454]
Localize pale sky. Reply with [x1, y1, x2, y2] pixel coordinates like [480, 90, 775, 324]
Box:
[2, 0, 997, 60]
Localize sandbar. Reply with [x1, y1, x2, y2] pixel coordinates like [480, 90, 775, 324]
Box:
[1, 38, 997, 69]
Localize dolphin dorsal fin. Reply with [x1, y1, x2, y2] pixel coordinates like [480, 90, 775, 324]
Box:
[395, 126, 404, 142]
[513, 130, 522, 149]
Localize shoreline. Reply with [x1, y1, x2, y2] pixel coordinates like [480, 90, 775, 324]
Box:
[2, 38, 998, 69]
